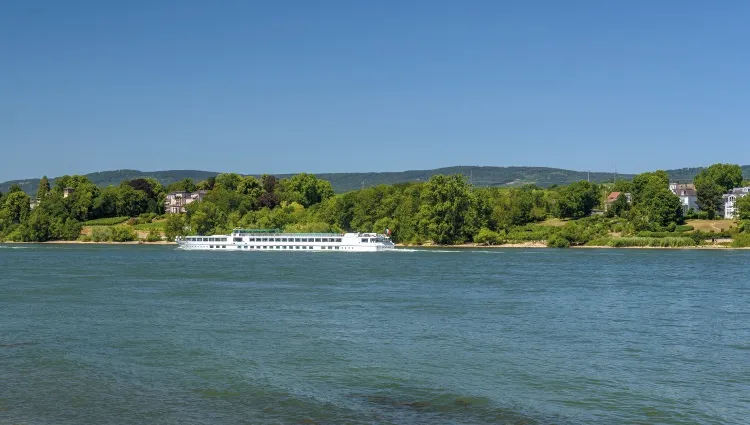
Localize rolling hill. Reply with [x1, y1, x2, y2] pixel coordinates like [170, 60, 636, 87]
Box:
[2, 166, 749, 195]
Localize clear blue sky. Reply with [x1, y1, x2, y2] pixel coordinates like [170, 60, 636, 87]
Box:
[2, 0, 749, 182]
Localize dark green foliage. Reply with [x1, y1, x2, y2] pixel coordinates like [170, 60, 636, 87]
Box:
[111, 226, 137, 242]
[606, 193, 630, 218]
[694, 164, 744, 219]
[167, 178, 197, 193]
[554, 181, 600, 219]
[3, 191, 31, 223]
[279, 173, 334, 208]
[474, 228, 505, 245]
[127, 178, 155, 198]
[146, 229, 162, 242]
[732, 233, 750, 247]
[164, 214, 185, 240]
[417, 175, 475, 244]
[546, 235, 570, 248]
[629, 171, 682, 230]
[735, 195, 750, 220]
[695, 181, 723, 219]
[116, 185, 149, 217]
[36, 176, 50, 199]
[694, 164, 743, 192]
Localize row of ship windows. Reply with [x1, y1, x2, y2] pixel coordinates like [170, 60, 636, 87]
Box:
[233, 237, 343, 243]
[207, 245, 341, 250]
[186, 237, 228, 242]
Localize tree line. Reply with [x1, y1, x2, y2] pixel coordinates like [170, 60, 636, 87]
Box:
[1, 163, 749, 244]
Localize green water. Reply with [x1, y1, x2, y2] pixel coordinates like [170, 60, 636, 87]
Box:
[1, 245, 748, 424]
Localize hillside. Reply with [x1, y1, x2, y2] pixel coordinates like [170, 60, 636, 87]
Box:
[2, 165, 749, 195]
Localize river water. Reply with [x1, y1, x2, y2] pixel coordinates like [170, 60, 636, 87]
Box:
[1, 245, 748, 424]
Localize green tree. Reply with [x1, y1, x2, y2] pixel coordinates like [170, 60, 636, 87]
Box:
[8, 184, 23, 194]
[3, 191, 31, 223]
[735, 195, 750, 220]
[20, 209, 52, 241]
[196, 176, 216, 191]
[215, 173, 243, 192]
[694, 163, 743, 191]
[167, 178, 197, 193]
[606, 193, 630, 218]
[280, 173, 334, 208]
[237, 176, 263, 199]
[694, 164, 743, 219]
[695, 181, 723, 219]
[164, 214, 186, 240]
[632, 171, 669, 204]
[92, 186, 120, 218]
[554, 181, 599, 219]
[417, 174, 473, 244]
[186, 202, 223, 235]
[631, 190, 683, 230]
[474, 228, 504, 245]
[36, 176, 51, 199]
[116, 185, 149, 217]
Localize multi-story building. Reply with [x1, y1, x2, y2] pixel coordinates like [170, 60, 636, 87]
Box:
[721, 187, 750, 219]
[164, 190, 208, 214]
[669, 183, 699, 214]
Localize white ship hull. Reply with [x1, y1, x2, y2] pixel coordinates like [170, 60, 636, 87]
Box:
[176, 230, 395, 252]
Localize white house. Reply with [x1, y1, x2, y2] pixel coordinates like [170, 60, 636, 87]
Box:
[669, 183, 699, 214]
[165, 190, 208, 214]
[721, 187, 750, 219]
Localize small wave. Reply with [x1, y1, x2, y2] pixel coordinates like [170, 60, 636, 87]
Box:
[0, 245, 29, 249]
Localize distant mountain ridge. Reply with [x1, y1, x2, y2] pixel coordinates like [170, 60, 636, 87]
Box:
[2, 166, 749, 195]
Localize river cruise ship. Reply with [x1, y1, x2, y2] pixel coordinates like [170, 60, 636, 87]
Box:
[176, 229, 395, 252]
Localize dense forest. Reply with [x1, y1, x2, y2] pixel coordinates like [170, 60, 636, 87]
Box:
[1, 164, 749, 247]
[3, 165, 749, 195]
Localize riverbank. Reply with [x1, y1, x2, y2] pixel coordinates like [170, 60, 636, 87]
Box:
[2, 240, 176, 245]
[2, 240, 748, 249]
[398, 242, 750, 250]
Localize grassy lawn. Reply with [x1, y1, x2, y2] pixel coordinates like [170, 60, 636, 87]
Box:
[538, 217, 569, 227]
[685, 219, 737, 232]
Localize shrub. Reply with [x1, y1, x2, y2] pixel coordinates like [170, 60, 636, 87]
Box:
[90, 227, 113, 242]
[547, 235, 570, 248]
[78, 234, 92, 242]
[83, 216, 129, 226]
[731, 233, 750, 248]
[473, 228, 504, 245]
[111, 226, 137, 242]
[608, 237, 696, 248]
[145, 229, 162, 242]
[586, 237, 612, 246]
[675, 225, 694, 232]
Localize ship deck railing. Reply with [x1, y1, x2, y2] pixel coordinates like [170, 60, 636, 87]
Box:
[231, 231, 345, 237]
